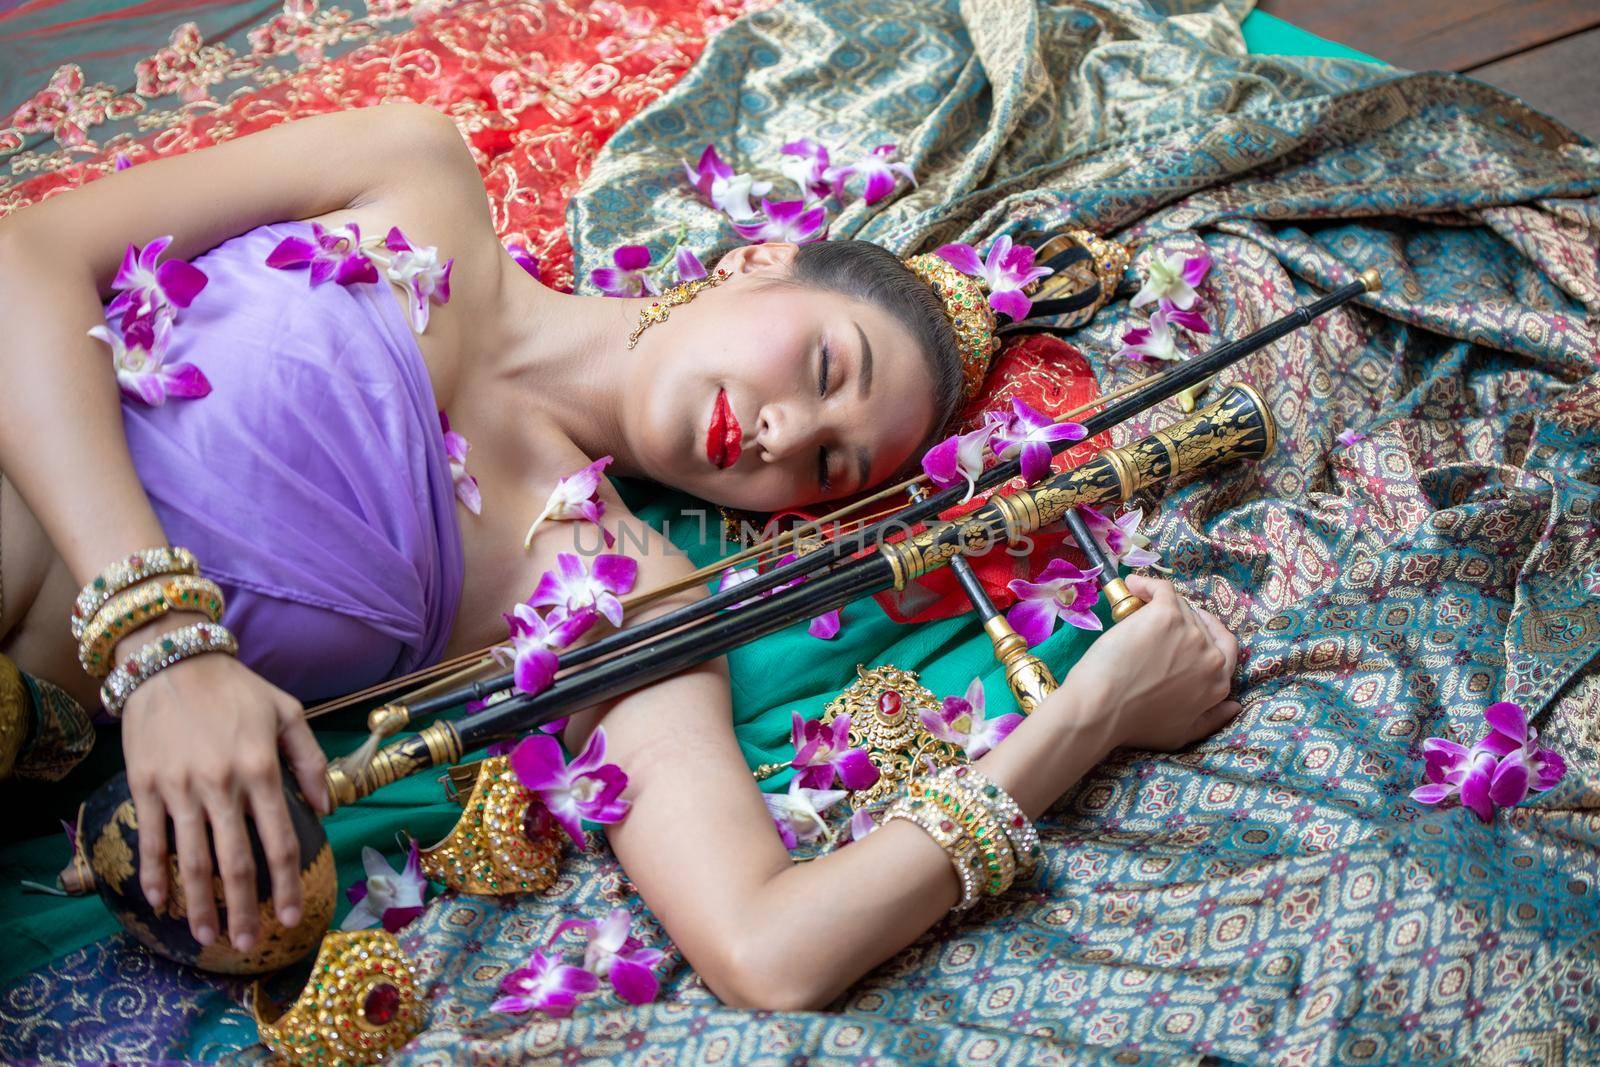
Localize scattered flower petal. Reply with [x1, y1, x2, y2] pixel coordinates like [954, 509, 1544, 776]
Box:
[763, 776, 849, 849]
[1131, 246, 1211, 310]
[590, 244, 661, 298]
[682, 144, 771, 221]
[550, 907, 664, 1006]
[528, 551, 639, 628]
[918, 676, 1023, 759]
[265, 222, 378, 287]
[790, 711, 879, 791]
[510, 728, 631, 848]
[439, 410, 481, 515]
[990, 399, 1087, 483]
[1006, 557, 1103, 644]
[834, 142, 916, 205]
[491, 949, 599, 1017]
[524, 456, 615, 549]
[107, 234, 209, 326]
[1117, 307, 1182, 363]
[89, 321, 211, 407]
[507, 243, 542, 279]
[934, 235, 1053, 320]
[340, 840, 428, 933]
[731, 197, 828, 245]
[384, 226, 453, 333]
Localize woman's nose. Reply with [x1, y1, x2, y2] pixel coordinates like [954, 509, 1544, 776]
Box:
[756, 402, 817, 462]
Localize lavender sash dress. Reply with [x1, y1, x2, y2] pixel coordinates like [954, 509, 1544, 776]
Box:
[111, 221, 465, 703]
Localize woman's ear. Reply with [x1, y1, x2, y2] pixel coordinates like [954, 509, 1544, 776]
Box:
[717, 241, 800, 276]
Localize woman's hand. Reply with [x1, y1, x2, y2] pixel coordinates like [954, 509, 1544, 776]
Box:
[119, 621, 329, 951]
[1049, 575, 1243, 751]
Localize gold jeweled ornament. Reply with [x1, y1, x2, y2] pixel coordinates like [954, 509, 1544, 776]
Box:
[901, 253, 1003, 407]
[818, 664, 967, 806]
[418, 755, 563, 895]
[626, 268, 731, 349]
[251, 929, 424, 1066]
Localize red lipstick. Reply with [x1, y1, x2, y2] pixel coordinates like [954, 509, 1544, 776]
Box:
[706, 387, 742, 469]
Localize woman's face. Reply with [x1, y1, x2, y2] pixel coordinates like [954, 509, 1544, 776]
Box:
[623, 243, 939, 513]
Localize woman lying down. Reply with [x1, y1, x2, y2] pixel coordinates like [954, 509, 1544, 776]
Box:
[0, 102, 1241, 1010]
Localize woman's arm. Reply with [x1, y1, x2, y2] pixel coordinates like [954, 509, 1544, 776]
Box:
[0, 103, 484, 952]
[556, 481, 1241, 1010]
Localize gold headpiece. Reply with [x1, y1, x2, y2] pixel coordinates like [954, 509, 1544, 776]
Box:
[903, 230, 1131, 410]
[901, 253, 1002, 407]
[251, 929, 425, 1066]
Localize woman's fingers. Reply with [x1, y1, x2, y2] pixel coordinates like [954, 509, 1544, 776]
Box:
[131, 781, 169, 911]
[203, 793, 261, 951]
[171, 799, 219, 945]
[279, 705, 330, 816]
[1124, 573, 1174, 604]
[1194, 699, 1244, 739]
[1190, 605, 1240, 678]
[248, 777, 304, 929]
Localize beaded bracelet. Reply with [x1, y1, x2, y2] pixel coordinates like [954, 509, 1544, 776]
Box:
[71, 546, 199, 642]
[883, 793, 983, 912]
[932, 764, 1043, 875]
[909, 778, 1017, 897]
[100, 621, 238, 719]
[77, 575, 226, 677]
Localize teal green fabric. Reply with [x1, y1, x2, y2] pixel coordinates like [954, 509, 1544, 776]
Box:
[1237, 9, 1382, 65]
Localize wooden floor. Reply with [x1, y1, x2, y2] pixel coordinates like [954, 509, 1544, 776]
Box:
[1259, 0, 1600, 141]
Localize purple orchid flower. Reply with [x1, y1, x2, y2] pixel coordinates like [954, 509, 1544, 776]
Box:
[763, 776, 849, 849]
[1077, 505, 1163, 569]
[731, 197, 829, 245]
[106, 235, 208, 328]
[550, 907, 664, 1006]
[438, 411, 481, 515]
[524, 455, 615, 549]
[1131, 245, 1211, 310]
[934, 234, 1054, 320]
[494, 601, 595, 698]
[842, 808, 877, 846]
[918, 676, 1022, 759]
[384, 227, 453, 334]
[990, 399, 1088, 484]
[1411, 702, 1566, 822]
[528, 551, 639, 629]
[674, 248, 708, 282]
[790, 711, 879, 791]
[921, 413, 1004, 503]
[510, 728, 631, 848]
[808, 609, 843, 640]
[341, 840, 428, 933]
[113, 152, 133, 170]
[834, 142, 916, 205]
[1336, 428, 1367, 447]
[491, 948, 599, 1017]
[1477, 702, 1566, 804]
[1006, 557, 1103, 644]
[682, 143, 772, 221]
[779, 137, 835, 202]
[1158, 296, 1210, 334]
[88, 321, 211, 407]
[507, 243, 542, 280]
[590, 244, 660, 298]
[1117, 307, 1183, 363]
[265, 222, 379, 287]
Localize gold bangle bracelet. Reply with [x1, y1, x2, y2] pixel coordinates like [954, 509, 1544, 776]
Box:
[78, 575, 226, 678]
[70, 545, 199, 642]
[883, 794, 983, 912]
[909, 779, 1017, 897]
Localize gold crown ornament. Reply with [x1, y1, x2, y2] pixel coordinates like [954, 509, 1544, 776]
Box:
[251, 928, 425, 1066]
[902, 230, 1131, 407]
[901, 253, 1003, 407]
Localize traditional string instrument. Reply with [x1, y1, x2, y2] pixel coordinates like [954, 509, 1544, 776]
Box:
[67, 233, 1380, 975]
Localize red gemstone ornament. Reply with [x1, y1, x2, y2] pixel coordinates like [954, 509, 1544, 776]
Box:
[362, 981, 401, 1026]
[878, 691, 901, 716]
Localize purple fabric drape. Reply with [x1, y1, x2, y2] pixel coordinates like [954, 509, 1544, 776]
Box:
[114, 221, 465, 702]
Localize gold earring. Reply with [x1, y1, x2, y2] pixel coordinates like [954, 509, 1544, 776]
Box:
[626, 268, 730, 349]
